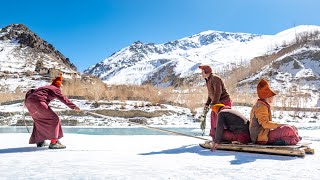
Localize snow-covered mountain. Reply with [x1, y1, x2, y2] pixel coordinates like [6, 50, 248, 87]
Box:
[84, 25, 320, 87]
[0, 24, 78, 92]
[238, 43, 320, 107]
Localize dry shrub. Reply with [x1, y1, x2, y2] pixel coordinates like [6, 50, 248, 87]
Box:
[158, 86, 208, 111]
[182, 89, 207, 111]
[132, 84, 162, 103]
[62, 77, 107, 101]
[229, 92, 256, 106]
[0, 75, 264, 111]
[0, 92, 24, 103]
[104, 84, 162, 103]
[61, 78, 209, 111]
[62, 78, 166, 105]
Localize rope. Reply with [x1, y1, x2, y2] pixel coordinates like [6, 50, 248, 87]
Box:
[22, 102, 31, 134]
[88, 111, 210, 141]
[200, 106, 209, 136]
[50, 105, 210, 141]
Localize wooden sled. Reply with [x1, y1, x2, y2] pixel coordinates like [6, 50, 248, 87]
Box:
[199, 141, 314, 157]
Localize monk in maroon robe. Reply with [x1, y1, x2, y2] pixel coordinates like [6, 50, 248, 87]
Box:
[25, 75, 80, 149]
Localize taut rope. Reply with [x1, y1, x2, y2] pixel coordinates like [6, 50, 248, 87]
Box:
[22, 102, 31, 134]
[50, 105, 210, 141]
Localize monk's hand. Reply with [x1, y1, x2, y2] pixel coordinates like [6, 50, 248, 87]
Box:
[203, 105, 209, 114]
[211, 142, 219, 152]
[74, 107, 80, 112]
[277, 124, 286, 128]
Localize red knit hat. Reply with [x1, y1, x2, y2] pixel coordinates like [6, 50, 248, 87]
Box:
[198, 65, 212, 74]
[257, 79, 276, 99]
[52, 75, 63, 87]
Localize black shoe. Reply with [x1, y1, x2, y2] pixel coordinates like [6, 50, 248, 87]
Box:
[49, 141, 66, 149]
[36, 141, 49, 147]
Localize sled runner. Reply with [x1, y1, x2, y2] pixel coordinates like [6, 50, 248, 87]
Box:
[199, 141, 314, 157]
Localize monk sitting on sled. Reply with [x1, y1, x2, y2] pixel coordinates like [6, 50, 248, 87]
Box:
[210, 104, 251, 151]
[249, 79, 301, 145]
[24, 74, 80, 149]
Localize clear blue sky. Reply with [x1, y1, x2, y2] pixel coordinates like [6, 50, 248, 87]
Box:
[1, 0, 320, 72]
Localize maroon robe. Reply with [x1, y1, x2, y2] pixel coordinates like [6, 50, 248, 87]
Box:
[209, 99, 232, 138]
[25, 85, 77, 144]
[266, 125, 300, 145]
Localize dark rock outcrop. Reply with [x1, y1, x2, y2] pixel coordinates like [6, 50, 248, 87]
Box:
[0, 24, 77, 71]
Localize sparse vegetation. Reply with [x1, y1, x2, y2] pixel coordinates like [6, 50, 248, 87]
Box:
[61, 78, 207, 112]
[1, 74, 317, 112]
[0, 92, 24, 104]
[25, 70, 33, 76]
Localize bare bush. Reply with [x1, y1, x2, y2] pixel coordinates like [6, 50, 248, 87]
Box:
[62, 78, 167, 105]
[62, 78, 209, 112]
[62, 77, 107, 101]
[0, 92, 24, 104]
[25, 70, 33, 76]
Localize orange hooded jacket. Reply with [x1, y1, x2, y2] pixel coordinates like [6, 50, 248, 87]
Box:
[249, 99, 279, 143]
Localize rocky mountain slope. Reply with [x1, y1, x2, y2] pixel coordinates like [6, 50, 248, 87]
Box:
[238, 41, 320, 107]
[0, 24, 78, 92]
